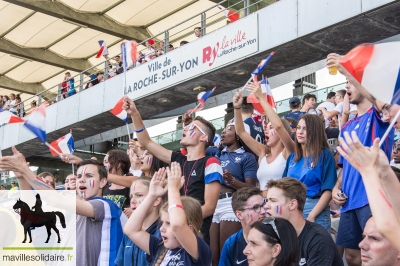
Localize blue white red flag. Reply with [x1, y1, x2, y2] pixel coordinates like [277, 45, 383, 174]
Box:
[247, 75, 276, 113]
[340, 42, 400, 104]
[251, 52, 275, 78]
[188, 86, 216, 113]
[110, 97, 128, 123]
[92, 197, 127, 266]
[121, 41, 138, 70]
[96, 40, 109, 58]
[49, 132, 74, 157]
[0, 108, 24, 125]
[218, 6, 239, 22]
[24, 103, 47, 143]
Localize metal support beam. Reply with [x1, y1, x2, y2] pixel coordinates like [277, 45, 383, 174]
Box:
[4, 0, 150, 41]
[0, 39, 93, 74]
[0, 76, 44, 94]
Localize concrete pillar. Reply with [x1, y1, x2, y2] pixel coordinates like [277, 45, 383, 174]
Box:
[293, 73, 318, 96]
[224, 102, 234, 126]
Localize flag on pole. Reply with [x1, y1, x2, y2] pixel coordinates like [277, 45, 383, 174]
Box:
[110, 97, 128, 123]
[218, 6, 239, 22]
[121, 41, 138, 70]
[0, 108, 24, 125]
[247, 76, 276, 114]
[188, 86, 217, 114]
[96, 40, 109, 58]
[49, 132, 74, 157]
[340, 42, 400, 104]
[24, 103, 47, 143]
[252, 52, 275, 79]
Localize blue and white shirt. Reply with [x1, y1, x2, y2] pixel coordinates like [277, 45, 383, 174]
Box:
[219, 229, 248, 266]
[244, 117, 264, 144]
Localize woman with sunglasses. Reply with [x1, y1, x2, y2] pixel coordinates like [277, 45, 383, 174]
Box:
[233, 82, 294, 197]
[210, 119, 258, 265]
[244, 217, 298, 266]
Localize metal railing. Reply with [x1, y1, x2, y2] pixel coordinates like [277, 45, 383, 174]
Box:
[151, 82, 346, 149]
[17, 0, 276, 116]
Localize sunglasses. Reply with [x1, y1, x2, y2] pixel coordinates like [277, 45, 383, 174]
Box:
[186, 123, 208, 141]
[261, 217, 280, 239]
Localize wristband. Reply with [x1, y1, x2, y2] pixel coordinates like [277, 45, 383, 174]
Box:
[234, 106, 242, 109]
[135, 126, 146, 133]
[168, 204, 185, 213]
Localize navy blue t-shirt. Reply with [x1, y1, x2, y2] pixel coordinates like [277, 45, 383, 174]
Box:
[283, 148, 337, 198]
[147, 235, 212, 265]
[243, 117, 264, 144]
[284, 111, 306, 122]
[219, 229, 248, 266]
[217, 147, 258, 188]
[115, 220, 160, 266]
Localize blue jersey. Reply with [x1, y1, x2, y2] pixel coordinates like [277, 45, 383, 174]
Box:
[115, 220, 160, 266]
[219, 229, 248, 266]
[338, 106, 393, 212]
[218, 147, 258, 188]
[283, 111, 306, 122]
[244, 117, 264, 144]
[283, 148, 337, 198]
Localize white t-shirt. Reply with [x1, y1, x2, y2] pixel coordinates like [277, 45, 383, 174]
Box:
[333, 102, 357, 125]
[129, 169, 142, 177]
[390, 160, 400, 168]
[319, 101, 336, 128]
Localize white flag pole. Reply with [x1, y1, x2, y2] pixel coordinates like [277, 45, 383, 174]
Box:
[379, 109, 400, 147]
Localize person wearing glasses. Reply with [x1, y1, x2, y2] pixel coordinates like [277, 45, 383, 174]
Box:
[265, 178, 343, 266]
[219, 187, 267, 266]
[244, 217, 298, 266]
[123, 96, 222, 245]
[390, 137, 400, 168]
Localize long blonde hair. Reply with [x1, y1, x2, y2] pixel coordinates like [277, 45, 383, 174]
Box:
[154, 196, 203, 266]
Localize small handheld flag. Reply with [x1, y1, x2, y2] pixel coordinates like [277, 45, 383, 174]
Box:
[96, 40, 109, 58]
[0, 108, 24, 125]
[242, 52, 275, 91]
[24, 103, 47, 143]
[121, 41, 138, 70]
[218, 6, 239, 23]
[49, 132, 74, 157]
[110, 97, 128, 123]
[247, 75, 276, 114]
[188, 86, 216, 114]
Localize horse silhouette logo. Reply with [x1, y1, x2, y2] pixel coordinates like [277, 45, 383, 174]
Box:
[12, 194, 66, 243]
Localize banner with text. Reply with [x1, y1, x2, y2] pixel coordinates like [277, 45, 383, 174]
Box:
[125, 13, 258, 100]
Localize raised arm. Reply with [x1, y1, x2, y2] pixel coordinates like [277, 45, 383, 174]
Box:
[246, 82, 295, 155]
[337, 132, 400, 251]
[167, 163, 200, 260]
[233, 91, 266, 157]
[123, 168, 168, 255]
[123, 96, 172, 164]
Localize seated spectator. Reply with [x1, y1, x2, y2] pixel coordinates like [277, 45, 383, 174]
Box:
[219, 187, 266, 266]
[283, 97, 306, 121]
[87, 72, 104, 88]
[359, 216, 400, 266]
[123, 164, 212, 265]
[180, 40, 188, 46]
[266, 178, 344, 266]
[15, 94, 23, 117]
[8, 93, 17, 114]
[157, 41, 165, 56]
[168, 44, 174, 51]
[117, 61, 124, 74]
[244, 217, 298, 266]
[38, 172, 55, 189]
[2, 95, 10, 110]
[300, 93, 317, 113]
[145, 39, 155, 61]
[64, 174, 76, 190]
[282, 114, 337, 232]
[194, 27, 201, 38]
[108, 64, 115, 78]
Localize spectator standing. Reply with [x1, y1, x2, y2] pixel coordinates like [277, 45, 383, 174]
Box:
[300, 93, 317, 113]
[168, 44, 174, 51]
[38, 172, 55, 188]
[219, 187, 266, 266]
[8, 93, 17, 114]
[180, 40, 188, 46]
[144, 39, 155, 61]
[64, 174, 76, 190]
[241, 99, 265, 144]
[194, 27, 201, 38]
[15, 95, 24, 117]
[87, 72, 104, 88]
[282, 114, 337, 232]
[318, 91, 336, 128]
[210, 119, 258, 265]
[2, 95, 10, 110]
[283, 97, 306, 121]
[266, 178, 344, 266]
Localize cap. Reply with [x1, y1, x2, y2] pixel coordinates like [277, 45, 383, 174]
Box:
[147, 39, 154, 45]
[289, 97, 301, 107]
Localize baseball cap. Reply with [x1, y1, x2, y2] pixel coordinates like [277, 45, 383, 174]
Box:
[289, 97, 301, 107]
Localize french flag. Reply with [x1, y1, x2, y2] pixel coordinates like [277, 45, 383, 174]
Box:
[24, 103, 46, 143]
[247, 75, 276, 114]
[96, 40, 109, 58]
[340, 42, 400, 104]
[188, 86, 216, 113]
[218, 6, 239, 22]
[252, 52, 275, 79]
[121, 41, 138, 70]
[110, 97, 128, 123]
[49, 132, 74, 157]
[0, 108, 24, 125]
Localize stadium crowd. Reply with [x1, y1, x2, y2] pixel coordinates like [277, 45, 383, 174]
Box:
[1, 52, 400, 266]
